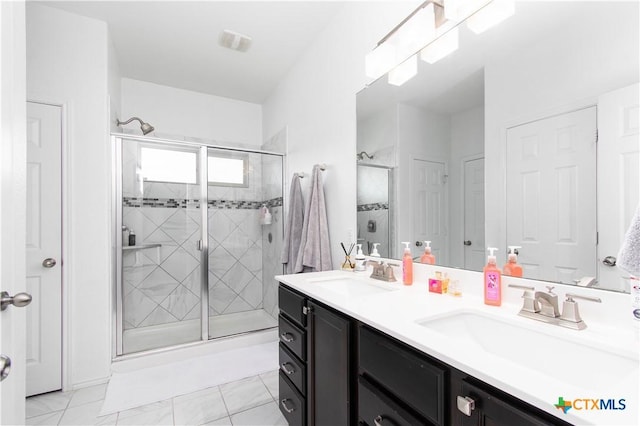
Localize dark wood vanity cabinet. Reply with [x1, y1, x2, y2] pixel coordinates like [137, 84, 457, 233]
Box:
[278, 283, 571, 426]
[278, 284, 354, 426]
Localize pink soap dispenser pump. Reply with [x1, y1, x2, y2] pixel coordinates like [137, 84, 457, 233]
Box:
[420, 241, 436, 265]
[484, 247, 502, 306]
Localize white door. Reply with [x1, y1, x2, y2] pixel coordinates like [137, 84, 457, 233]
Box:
[1, 0, 28, 422]
[413, 159, 448, 264]
[597, 83, 640, 292]
[506, 107, 597, 284]
[26, 102, 62, 396]
[463, 157, 485, 271]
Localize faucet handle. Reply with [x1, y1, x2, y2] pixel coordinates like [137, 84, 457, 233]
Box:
[560, 293, 602, 327]
[508, 284, 539, 313]
[565, 293, 602, 303]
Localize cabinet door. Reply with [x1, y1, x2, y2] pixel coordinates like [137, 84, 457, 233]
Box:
[457, 380, 559, 426]
[308, 301, 353, 426]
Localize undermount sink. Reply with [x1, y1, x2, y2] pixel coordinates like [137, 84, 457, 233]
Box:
[416, 311, 638, 389]
[308, 276, 398, 298]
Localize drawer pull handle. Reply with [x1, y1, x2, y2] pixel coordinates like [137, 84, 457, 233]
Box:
[457, 396, 476, 416]
[374, 415, 383, 426]
[280, 332, 295, 343]
[280, 362, 296, 375]
[281, 398, 296, 413]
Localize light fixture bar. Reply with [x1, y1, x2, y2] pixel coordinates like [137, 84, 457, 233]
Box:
[388, 55, 418, 86]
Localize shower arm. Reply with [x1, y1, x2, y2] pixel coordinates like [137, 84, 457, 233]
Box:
[116, 117, 144, 127]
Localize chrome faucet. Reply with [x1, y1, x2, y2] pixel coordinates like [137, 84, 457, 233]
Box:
[508, 285, 601, 330]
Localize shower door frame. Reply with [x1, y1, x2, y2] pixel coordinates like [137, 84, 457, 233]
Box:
[111, 133, 285, 358]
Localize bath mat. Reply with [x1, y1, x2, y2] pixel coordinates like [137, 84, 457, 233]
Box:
[99, 340, 278, 415]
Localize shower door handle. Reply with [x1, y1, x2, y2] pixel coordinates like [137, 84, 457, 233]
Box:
[197, 240, 203, 251]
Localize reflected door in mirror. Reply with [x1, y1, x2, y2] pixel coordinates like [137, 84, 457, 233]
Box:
[598, 83, 640, 292]
[506, 107, 597, 284]
[413, 159, 447, 264]
[464, 157, 485, 271]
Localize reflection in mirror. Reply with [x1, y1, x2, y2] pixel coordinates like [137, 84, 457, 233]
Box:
[357, 163, 394, 259]
[356, 1, 639, 293]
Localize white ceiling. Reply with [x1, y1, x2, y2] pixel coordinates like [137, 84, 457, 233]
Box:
[40, 1, 347, 103]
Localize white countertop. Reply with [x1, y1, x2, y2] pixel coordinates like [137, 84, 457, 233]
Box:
[276, 264, 640, 426]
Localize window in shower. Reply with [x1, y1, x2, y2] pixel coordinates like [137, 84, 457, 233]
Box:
[140, 146, 197, 184]
[208, 152, 248, 187]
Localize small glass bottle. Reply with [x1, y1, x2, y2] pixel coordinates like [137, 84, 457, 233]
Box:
[128, 230, 136, 246]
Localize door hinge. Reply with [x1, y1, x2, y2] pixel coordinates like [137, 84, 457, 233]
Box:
[595, 129, 599, 143]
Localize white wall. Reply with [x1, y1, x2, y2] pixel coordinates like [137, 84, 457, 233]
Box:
[262, 1, 421, 268]
[357, 105, 398, 167]
[26, 4, 111, 388]
[449, 106, 484, 267]
[397, 104, 450, 259]
[121, 78, 262, 146]
[484, 4, 639, 264]
[108, 36, 122, 133]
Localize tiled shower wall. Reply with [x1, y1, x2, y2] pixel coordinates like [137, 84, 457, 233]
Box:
[121, 141, 282, 331]
[357, 165, 391, 258]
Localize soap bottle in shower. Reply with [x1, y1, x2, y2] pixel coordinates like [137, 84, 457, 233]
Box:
[128, 230, 136, 246]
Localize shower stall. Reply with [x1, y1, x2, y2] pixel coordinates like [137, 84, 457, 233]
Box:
[112, 134, 284, 356]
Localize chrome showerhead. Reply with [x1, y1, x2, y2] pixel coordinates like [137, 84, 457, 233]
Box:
[117, 117, 155, 135]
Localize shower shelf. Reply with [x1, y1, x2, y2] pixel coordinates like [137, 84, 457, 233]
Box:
[122, 244, 161, 251]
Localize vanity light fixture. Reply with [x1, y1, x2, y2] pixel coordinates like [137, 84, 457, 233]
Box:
[421, 26, 459, 64]
[388, 55, 418, 86]
[365, 0, 515, 85]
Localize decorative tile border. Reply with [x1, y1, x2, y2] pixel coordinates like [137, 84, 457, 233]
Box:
[357, 202, 389, 212]
[123, 196, 283, 210]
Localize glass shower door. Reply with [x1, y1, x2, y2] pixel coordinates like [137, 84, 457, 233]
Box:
[117, 138, 206, 355]
[206, 148, 282, 339]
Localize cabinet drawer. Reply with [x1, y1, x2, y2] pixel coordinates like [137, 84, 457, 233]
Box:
[359, 376, 428, 426]
[279, 284, 306, 327]
[279, 314, 306, 361]
[359, 326, 446, 425]
[279, 343, 306, 396]
[279, 371, 306, 426]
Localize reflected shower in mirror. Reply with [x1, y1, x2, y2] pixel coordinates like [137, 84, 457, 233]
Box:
[356, 1, 639, 292]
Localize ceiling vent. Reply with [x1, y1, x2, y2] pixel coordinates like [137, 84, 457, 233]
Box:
[219, 30, 252, 52]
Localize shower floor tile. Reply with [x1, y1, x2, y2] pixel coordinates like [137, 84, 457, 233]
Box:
[25, 369, 285, 426]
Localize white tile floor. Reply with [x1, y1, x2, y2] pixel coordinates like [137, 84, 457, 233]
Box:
[26, 370, 285, 426]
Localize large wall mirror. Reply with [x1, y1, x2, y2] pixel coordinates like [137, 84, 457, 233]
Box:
[356, 1, 639, 293]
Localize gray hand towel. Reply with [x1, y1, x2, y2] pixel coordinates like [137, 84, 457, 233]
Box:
[281, 174, 305, 274]
[295, 165, 332, 273]
[618, 203, 640, 277]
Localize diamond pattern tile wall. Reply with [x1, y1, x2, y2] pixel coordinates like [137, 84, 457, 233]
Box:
[120, 146, 283, 333]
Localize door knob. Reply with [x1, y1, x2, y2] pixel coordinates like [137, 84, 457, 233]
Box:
[0, 291, 33, 311]
[0, 355, 10, 382]
[602, 256, 616, 267]
[42, 258, 57, 268]
[464, 240, 472, 246]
